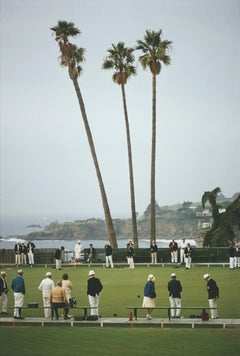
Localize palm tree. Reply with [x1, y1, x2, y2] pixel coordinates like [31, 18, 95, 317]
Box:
[202, 187, 240, 246]
[136, 30, 172, 242]
[50, 21, 117, 248]
[102, 42, 139, 248]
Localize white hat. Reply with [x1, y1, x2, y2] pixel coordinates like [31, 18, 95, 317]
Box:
[88, 270, 95, 276]
[17, 269, 23, 274]
[203, 273, 210, 279]
[171, 273, 176, 277]
[46, 272, 52, 277]
[78, 240, 81, 243]
[1, 271, 6, 275]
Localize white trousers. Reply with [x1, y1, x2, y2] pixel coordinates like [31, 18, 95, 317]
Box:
[185, 256, 192, 269]
[42, 294, 52, 318]
[15, 254, 21, 266]
[55, 259, 62, 270]
[169, 296, 181, 317]
[171, 251, 178, 263]
[229, 257, 234, 269]
[180, 250, 186, 263]
[13, 292, 24, 317]
[127, 257, 134, 269]
[105, 255, 113, 268]
[0, 291, 8, 312]
[208, 298, 218, 319]
[151, 252, 157, 264]
[28, 251, 34, 264]
[88, 294, 99, 316]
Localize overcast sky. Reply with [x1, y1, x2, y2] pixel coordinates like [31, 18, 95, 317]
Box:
[1, 0, 239, 222]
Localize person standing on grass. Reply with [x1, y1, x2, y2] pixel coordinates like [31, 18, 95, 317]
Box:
[150, 240, 158, 264]
[229, 242, 236, 269]
[126, 243, 135, 269]
[27, 240, 35, 267]
[62, 273, 73, 303]
[54, 248, 62, 270]
[169, 239, 178, 263]
[179, 238, 187, 264]
[142, 274, 156, 320]
[203, 273, 219, 319]
[0, 271, 9, 315]
[184, 243, 193, 269]
[74, 240, 82, 263]
[11, 269, 25, 320]
[38, 271, 55, 318]
[87, 270, 103, 318]
[14, 241, 22, 267]
[104, 242, 114, 268]
[168, 273, 182, 318]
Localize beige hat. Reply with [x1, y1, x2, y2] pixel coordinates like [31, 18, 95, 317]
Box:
[17, 269, 23, 274]
[1, 271, 6, 275]
[46, 272, 52, 277]
[148, 274, 156, 282]
[88, 270, 95, 276]
[171, 273, 176, 277]
[203, 273, 210, 279]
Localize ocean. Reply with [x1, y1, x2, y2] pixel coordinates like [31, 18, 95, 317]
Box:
[0, 214, 196, 250]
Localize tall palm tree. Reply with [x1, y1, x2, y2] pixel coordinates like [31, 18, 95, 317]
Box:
[136, 30, 172, 242]
[102, 42, 139, 247]
[50, 21, 117, 248]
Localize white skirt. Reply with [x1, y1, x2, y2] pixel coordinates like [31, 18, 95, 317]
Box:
[142, 296, 155, 308]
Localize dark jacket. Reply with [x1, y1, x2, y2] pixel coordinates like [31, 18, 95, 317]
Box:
[87, 277, 103, 297]
[27, 242, 35, 253]
[168, 279, 182, 298]
[0, 277, 8, 296]
[14, 243, 22, 254]
[150, 244, 158, 253]
[104, 245, 113, 256]
[144, 280, 156, 299]
[54, 249, 61, 259]
[207, 278, 219, 299]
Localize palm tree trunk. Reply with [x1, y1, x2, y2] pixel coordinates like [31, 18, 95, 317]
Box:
[121, 84, 139, 248]
[150, 74, 157, 242]
[71, 77, 118, 248]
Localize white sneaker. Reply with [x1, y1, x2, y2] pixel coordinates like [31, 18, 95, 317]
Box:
[146, 314, 152, 320]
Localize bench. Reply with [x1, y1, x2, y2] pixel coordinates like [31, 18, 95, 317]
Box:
[9, 305, 96, 321]
[127, 307, 216, 321]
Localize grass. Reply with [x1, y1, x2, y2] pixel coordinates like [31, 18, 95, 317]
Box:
[1, 264, 240, 355]
[1, 327, 239, 355]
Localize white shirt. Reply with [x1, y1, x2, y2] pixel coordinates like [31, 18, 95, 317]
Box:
[38, 277, 55, 296]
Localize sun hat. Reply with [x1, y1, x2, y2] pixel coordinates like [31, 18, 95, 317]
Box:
[148, 274, 156, 282]
[171, 273, 176, 277]
[88, 270, 95, 276]
[46, 272, 52, 277]
[203, 273, 210, 279]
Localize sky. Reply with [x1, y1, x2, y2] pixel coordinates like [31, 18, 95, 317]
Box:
[0, 0, 240, 223]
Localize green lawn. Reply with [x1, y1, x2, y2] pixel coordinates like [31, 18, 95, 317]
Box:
[2, 264, 239, 318]
[1, 265, 239, 355]
[1, 327, 239, 355]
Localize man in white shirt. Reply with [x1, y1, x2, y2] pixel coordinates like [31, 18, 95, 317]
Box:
[38, 272, 55, 318]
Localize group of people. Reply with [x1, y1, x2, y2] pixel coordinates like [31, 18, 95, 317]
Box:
[0, 268, 103, 321]
[229, 241, 240, 269]
[150, 239, 193, 269]
[168, 239, 193, 268]
[14, 240, 35, 267]
[142, 272, 219, 320]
